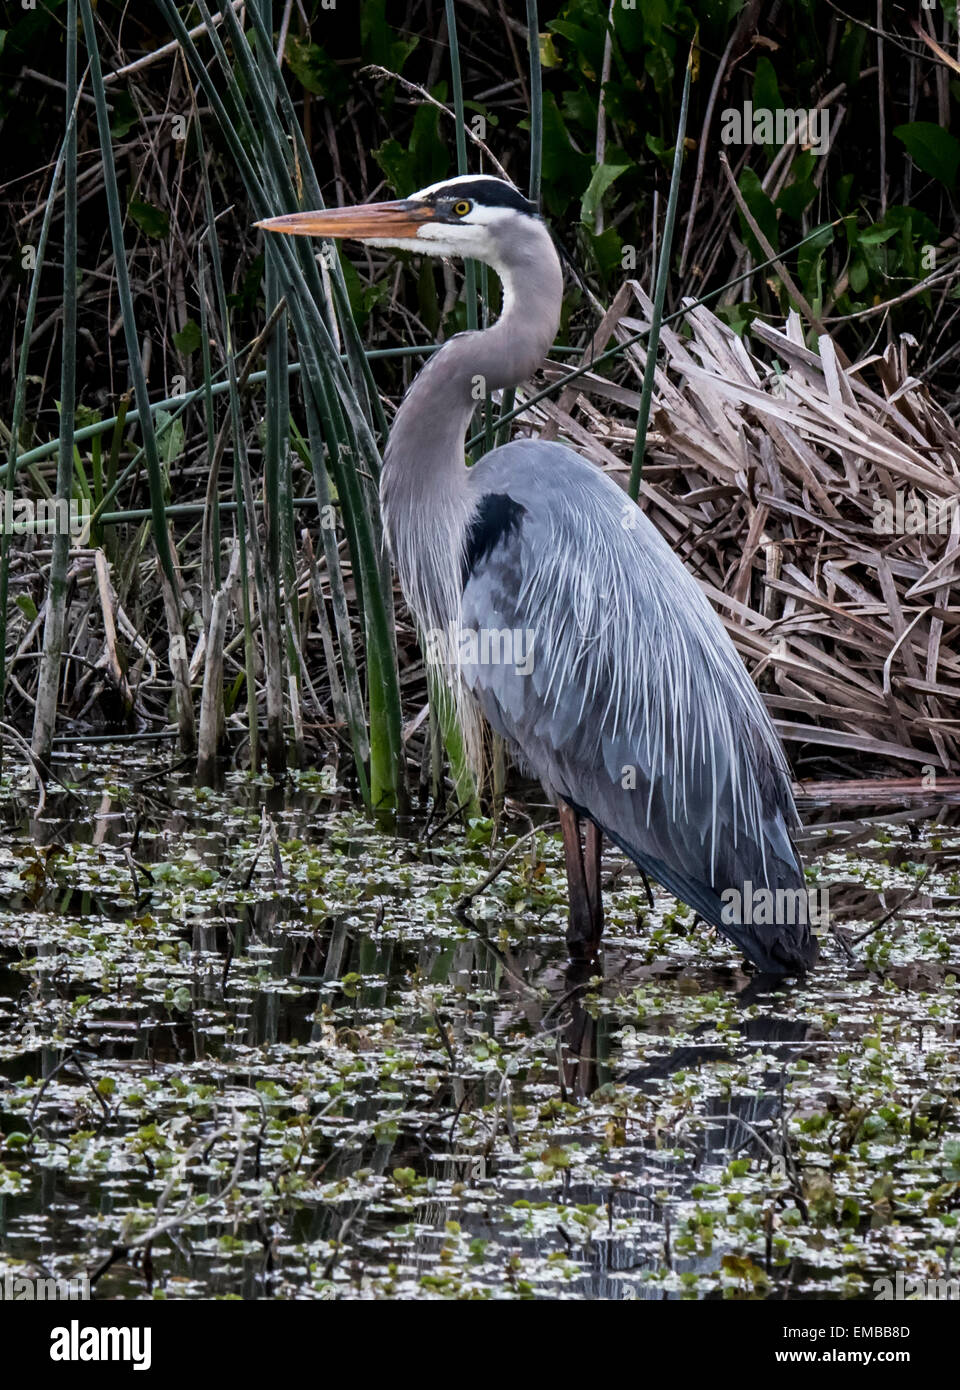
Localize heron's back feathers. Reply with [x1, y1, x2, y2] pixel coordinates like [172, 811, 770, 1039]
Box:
[460, 439, 816, 976]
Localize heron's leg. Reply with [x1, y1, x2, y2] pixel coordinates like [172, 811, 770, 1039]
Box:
[558, 801, 593, 951]
[583, 819, 604, 946]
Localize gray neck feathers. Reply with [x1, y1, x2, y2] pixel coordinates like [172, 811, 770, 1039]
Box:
[380, 217, 563, 642]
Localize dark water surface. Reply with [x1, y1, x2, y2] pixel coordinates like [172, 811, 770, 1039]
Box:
[0, 749, 958, 1300]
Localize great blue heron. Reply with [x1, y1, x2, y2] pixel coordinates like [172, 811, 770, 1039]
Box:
[258, 174, 817, 978]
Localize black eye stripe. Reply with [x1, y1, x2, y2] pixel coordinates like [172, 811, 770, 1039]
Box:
[422, 179, 537, 215]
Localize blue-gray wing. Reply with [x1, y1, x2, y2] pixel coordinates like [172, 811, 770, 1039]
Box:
[461, 439, 814, 974]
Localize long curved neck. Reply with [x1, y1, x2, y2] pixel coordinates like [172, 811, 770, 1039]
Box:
[381, 218, 563, 636]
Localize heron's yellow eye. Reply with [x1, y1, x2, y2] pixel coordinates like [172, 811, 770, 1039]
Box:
[453, 200, 471, 216]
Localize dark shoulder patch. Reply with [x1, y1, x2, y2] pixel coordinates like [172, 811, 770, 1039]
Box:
[462, 493, 526, 585]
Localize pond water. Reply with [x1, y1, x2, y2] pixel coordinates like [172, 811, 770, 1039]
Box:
[0, 748, 957, 1300]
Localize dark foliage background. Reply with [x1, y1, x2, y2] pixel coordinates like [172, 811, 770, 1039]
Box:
[3, 1, 958, 435]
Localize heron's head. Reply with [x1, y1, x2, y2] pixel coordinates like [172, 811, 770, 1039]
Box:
[255, 174, 540, 263]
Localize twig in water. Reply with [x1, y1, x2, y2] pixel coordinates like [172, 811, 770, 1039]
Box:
[453, 823, 551, 915]
[849, 869, 930, 946]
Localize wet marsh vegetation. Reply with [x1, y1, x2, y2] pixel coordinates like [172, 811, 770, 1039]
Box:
[0, 751, 958, 1301]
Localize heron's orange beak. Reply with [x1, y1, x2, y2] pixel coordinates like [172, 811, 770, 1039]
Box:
[255, 199, 437, 240]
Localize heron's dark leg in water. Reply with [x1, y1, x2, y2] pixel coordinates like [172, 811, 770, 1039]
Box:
[583, 819, 604, 948]
[559, 802, 604, 955]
